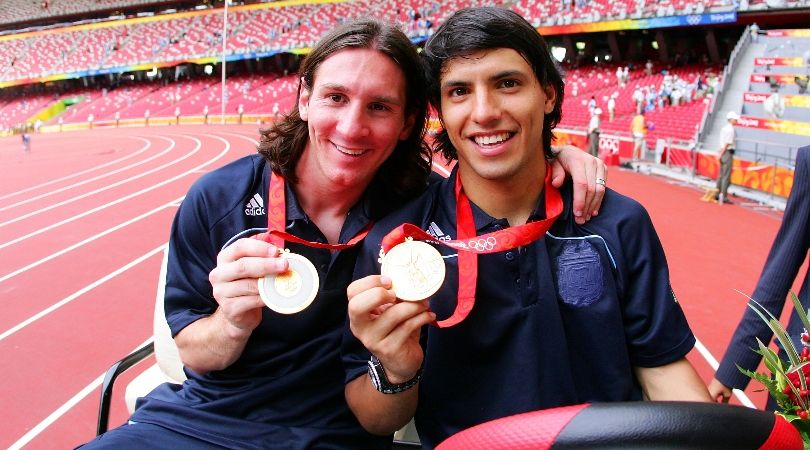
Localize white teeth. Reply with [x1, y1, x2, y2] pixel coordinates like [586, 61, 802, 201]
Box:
[474, 133, 511, 146]
[335, 144, 365, 156]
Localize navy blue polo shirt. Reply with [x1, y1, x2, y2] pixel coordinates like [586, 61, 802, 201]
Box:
[131, 154, 390, 449]
[343, 166, 695, 449]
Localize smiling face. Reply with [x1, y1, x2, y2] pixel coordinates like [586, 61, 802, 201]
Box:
[296, 48, 414, 192]
[439, 48, 556, 188]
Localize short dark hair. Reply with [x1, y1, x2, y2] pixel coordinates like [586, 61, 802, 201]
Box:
[257, 19, 431, 200]
[423, 7, 565, 161]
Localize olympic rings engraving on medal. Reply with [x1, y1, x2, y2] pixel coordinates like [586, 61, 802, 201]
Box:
[381, 240, 446, 302]
[258, 251, 319, 314]
[467, 236, 497, 252]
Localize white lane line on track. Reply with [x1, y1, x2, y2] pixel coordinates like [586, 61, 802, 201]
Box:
[0, 243, 167, 342]
[216, 130, 259, 146]
[0, 136, 181, 228]
[4, 132, 242, 448]
[0, 198, 183, 284]
[0, 136, 152, 203]
[695, 337, 755, 408]
[0, 137, 172, 212]
[7, 337, 154, 450]
[0, 134, 230, 251]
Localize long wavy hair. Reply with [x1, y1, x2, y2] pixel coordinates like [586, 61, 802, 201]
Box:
[257, 19, 431, 201]
[423, 7, 565, 161]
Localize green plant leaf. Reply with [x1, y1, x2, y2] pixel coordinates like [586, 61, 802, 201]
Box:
[792, 292, 810, 334]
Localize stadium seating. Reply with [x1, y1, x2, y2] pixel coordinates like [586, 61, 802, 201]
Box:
[0, 92, 53, 130]
[0, 0, 769, 86]
[559, 63, 718, 146]
[0, 0, 173, 27]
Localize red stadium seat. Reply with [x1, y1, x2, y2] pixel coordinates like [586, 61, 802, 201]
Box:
[437, 402, 803, 450]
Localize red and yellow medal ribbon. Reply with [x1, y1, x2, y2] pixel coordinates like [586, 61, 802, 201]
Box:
[381, 169, 563, 327]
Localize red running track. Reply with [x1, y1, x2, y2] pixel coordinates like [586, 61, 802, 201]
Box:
[0, 125, 805, 449]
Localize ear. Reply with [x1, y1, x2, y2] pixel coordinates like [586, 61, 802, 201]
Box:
[298, 78, 310, 120]
[399, 113, 416, 141]
[543, 84, 557, 114]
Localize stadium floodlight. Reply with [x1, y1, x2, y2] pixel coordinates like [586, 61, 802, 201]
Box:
[146, 66, 158, 78]
[575, 42, 586, 50]
[205, 65, 213, 75]
[652, 41, 659, 50]
[551, 46, 566, 63]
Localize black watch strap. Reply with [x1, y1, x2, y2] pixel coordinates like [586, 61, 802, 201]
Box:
[367, 355, 422, 394]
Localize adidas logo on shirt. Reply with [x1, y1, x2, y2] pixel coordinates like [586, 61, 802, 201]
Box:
[427, 222, 450, 241]
[245, 193, 266, 216]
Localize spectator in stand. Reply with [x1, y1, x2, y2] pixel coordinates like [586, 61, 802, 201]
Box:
[767, 76, 780, 93]
[616, 65, 625, 87]
[607, 93, 616, 122]
[587, 95, 596, 115]
[796, 76, 809, 95]
[632, 85, 644, 113]
[671, 86, 683, 107]
[709, 145, 809, 407]
[764, 92, 785, 119]
[708, 74, 719, 95]
[715, 111, 738, 204]
[631, 110, 647, 161]
[588, 107, 602, 157]
[645, 60, 653, 76]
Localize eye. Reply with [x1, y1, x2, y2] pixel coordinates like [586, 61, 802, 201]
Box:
[369, 103, 390, 112]
[499, 79, 520, 89]
[448, 87, 468, 98]
[328, 94, 345, 103]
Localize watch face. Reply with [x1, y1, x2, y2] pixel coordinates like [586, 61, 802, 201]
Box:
[381, 240, 446, 301]
[258, 252, 319, 314]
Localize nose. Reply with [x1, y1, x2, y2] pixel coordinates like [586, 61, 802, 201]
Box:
[335, 103, 370, 139]
[471, 89, 500, 125]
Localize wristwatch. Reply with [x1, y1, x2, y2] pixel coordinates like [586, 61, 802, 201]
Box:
[367, 355, 422, 394]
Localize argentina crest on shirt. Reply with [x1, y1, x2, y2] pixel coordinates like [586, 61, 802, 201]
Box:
[556, 239, 603, 307]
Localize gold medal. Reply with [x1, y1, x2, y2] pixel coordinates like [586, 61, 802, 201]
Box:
[381, 239, 446, 301]
[258, 250, 319, 314]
